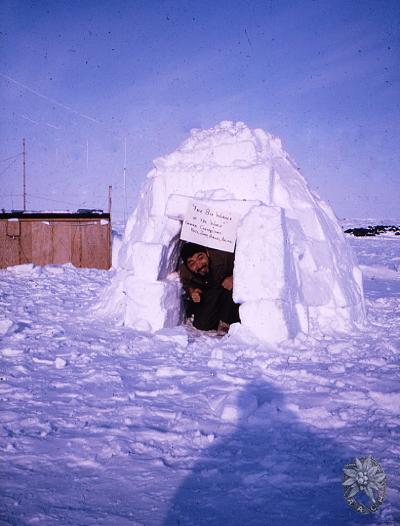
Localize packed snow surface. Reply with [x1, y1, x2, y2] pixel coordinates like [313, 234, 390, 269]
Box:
[0, 224, 399, 525]
[102, 121, 364, 343]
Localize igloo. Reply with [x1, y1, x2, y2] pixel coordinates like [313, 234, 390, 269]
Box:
[101, 121, 365, 343]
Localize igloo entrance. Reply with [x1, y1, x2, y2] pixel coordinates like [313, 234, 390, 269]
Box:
[100, 121, 365, 343]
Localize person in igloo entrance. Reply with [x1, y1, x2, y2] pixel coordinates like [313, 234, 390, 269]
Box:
[100, 121, 365, 344]
[179, 242, 240, 335]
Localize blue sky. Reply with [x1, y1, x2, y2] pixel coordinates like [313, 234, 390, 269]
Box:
[1, 0, 399, 220]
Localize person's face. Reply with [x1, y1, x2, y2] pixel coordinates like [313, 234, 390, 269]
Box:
[186, 251, 209, 276]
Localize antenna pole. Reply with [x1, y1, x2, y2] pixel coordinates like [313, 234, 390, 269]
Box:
[22, 138, 26, 211]
[108, 185, 112, 215]
[123, 137, 127, 223]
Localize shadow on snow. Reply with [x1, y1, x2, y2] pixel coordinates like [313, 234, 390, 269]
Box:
[164, 379, 379, 526]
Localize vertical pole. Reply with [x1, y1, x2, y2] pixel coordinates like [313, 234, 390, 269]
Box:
[123, 137, 127, 224]
[108, 185, 112, 269]
[22, 138, 26, 211]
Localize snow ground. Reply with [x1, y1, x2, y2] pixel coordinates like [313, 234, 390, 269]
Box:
[0, 224, 399, 525]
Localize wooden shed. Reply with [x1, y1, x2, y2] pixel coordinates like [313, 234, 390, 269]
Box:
[0, 210, 111, 270]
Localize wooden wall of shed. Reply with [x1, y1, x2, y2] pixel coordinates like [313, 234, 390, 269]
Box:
[0, 220, 32, 267]
[0, 219, 111, 269]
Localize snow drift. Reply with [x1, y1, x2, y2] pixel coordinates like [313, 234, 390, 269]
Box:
[100, 121, 365, 343]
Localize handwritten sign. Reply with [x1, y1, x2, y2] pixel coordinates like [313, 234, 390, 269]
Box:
[180, 200, 240, 253]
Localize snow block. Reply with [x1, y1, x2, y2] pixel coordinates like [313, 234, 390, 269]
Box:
[234, 205, 289, 302]
[124, 242, 165, 281]
[239, 299, 292, 343]
[124, 275, 181, 332]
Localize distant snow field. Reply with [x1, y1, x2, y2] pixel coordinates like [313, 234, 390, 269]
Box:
[0, 221, 399, 525]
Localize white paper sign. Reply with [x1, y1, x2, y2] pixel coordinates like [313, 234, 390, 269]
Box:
[180, 200, 240, 253]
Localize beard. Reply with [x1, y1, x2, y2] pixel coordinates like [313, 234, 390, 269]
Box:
[197, 264, 209, 276]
